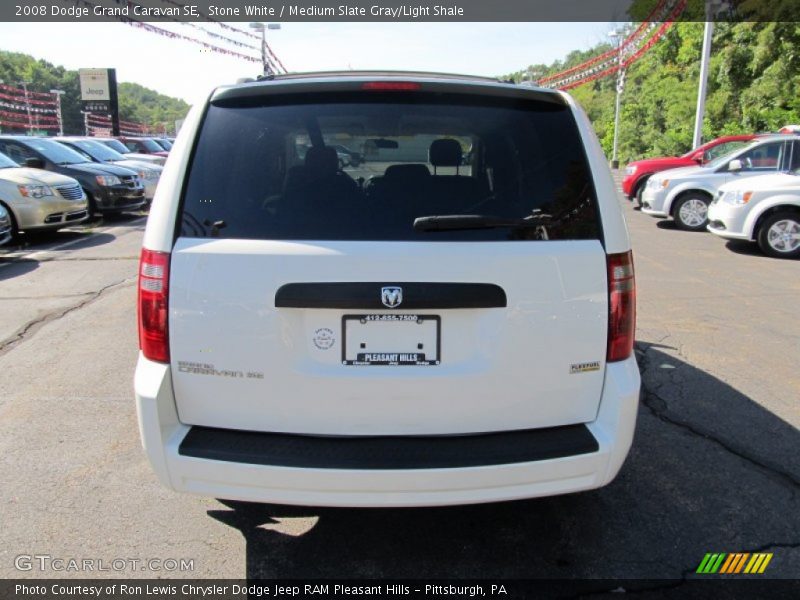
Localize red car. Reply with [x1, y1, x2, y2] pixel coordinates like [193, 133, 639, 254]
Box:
[622, 135, 758, 203]
[117, 137, 170, 158]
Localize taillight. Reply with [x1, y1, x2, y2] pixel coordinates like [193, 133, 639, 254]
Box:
[607, 251, 636, 362]
[361, 81, 421, 91]
[138, 248, 170, 363]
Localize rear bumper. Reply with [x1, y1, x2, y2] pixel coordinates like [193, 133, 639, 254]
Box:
[134, 355, 640, 507]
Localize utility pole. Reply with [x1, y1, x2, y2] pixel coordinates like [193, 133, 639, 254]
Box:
[609, 26, 630, 169]
[693, 1, 727, 148]
[249, 22, 281, 76]
[692, 22, 715, 148]
[50, 89, 65, 136]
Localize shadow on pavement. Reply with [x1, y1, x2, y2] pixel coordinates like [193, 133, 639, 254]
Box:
[723, 239, 797, 260]
[655, 219, 677, 230]
[654, 220, 709, 233]
[2, 230, 63, 251]
[207, 345, 800, 580]
[0, 258, 38, 280]
[96, 211, 148, 227]
[22, 231, 117, 252]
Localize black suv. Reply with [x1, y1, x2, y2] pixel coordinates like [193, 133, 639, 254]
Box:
[0, 136, 145, 215]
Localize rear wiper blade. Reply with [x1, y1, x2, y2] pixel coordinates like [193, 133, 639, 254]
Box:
[413, 213, 553, 232]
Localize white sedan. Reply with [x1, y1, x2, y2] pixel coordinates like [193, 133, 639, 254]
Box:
[708, 172, 800, 258]
[641, 135, 795, 230]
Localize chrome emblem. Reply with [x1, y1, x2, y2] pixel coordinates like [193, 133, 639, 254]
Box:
[381, 286, 403, 308]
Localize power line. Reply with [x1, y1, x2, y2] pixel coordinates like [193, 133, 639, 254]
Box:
[538, 0, 687, 91]
[65, 1, 265, 65]
[159, 0, 288, 72]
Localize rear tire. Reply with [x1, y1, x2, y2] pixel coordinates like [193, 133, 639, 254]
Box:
[756, 211, 800, 258]
[0, 201, 19, 240]
[672, 193, 710, 231]
[83, 190, 99, 218]
[634, 178, 649, 208]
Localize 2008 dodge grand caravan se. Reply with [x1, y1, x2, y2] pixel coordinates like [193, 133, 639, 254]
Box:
[135, 72, 640, 507]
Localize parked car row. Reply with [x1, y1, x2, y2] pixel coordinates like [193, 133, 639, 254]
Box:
[626, 134, 800, 258]
[0, 135, 169, 244]
[114, 136, 170, 161]
[622, 134, 759, 203]
[56, 137, 162, 201]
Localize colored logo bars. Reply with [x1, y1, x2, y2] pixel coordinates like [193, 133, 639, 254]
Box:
[696, 552, 773, 574]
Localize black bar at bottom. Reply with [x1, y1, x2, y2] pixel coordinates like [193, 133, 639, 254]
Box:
[2, 579, 796, 600]
[179, 424, 598, 470]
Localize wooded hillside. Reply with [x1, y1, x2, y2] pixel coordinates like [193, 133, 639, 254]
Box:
[0, 50, 189, 135]
[506, 22, 800, 162]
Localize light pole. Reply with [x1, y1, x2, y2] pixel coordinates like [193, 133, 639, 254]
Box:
[249, 22, 281, 76]
[19, 81, 33, 134]
[50, 89, 65, 136]
[525, 68, 542, 86]
[608, 26, 630, 169]
[692, 1, 727, 148]
[692, 22, 713, 148]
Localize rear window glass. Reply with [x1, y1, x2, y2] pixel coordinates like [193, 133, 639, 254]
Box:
[181, 91, 600, 241]
[102, 139, 130, 154]
[133, 138, 164, 152]
[69, 139, 125, 162]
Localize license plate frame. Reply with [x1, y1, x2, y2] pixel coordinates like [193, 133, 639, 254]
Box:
[341, 314, 441, 366]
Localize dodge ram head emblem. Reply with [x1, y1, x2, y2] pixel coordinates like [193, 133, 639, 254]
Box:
[381, 286, 403, 308]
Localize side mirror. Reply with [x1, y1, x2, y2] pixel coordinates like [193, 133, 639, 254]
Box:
[24, 157, 45, 169]
[728, 159, 743, 172]
[691, 152, 704, 164]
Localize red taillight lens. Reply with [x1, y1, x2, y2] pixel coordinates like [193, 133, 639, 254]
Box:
[361, 81, 421, 91]
[607, 251, 636, 362]
[138, 248, 170, 363]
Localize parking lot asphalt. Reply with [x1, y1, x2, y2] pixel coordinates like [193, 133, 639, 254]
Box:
[0, 177, 798, 584]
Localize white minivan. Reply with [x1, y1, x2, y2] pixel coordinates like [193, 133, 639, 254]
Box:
[709, 170, 800, 258]
[135, 72, 640, 507]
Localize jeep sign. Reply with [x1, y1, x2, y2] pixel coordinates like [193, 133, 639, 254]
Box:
[79, 68, 110, 101]
[78, 68, 120, 135]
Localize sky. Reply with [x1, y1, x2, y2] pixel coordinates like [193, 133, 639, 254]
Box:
[0, 22, 613, 104]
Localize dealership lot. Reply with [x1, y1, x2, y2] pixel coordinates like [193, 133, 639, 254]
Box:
[0, 180, 798, 580]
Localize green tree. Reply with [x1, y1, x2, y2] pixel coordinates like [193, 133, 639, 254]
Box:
[0, 50, 189, 135]
[504, 22, 800, 163]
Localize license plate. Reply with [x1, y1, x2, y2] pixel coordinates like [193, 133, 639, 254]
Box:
[342, 314, 440, 366]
